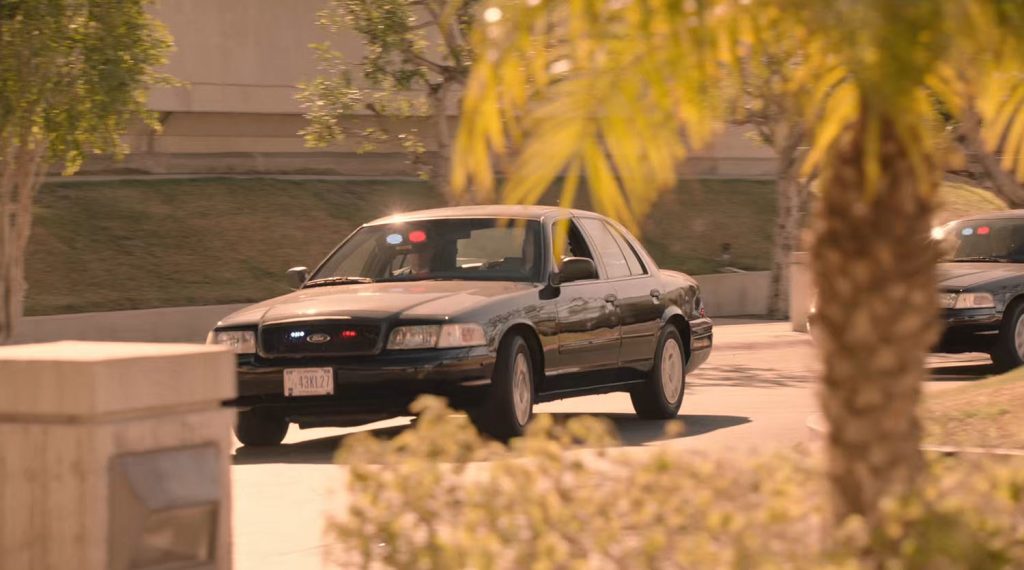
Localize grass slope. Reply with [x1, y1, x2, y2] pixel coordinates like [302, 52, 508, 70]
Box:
[933, 180, 1009, 225]
[25, 177, 1005, 315]
[27, 178, 440, 315]
[925, 369, 1024, 449]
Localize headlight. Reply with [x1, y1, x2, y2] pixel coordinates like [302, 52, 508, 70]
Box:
[938, 292, 995, 309]
[437, 324, 487, 348]
[387, 325, 440, 349]
[387, 324, 487, 350]
[207, 330, 257, 354]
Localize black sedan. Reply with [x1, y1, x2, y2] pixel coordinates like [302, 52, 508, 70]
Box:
[934, 211, 1024, 370]
[208, 205, 713, 444]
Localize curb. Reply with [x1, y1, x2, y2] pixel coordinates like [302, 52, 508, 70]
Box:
[714, 337, 814, 352]
[805, 413, 1024, 457]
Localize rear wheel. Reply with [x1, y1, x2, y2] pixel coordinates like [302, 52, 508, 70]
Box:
[235, 408, 289, 446]
[470, 334, 534, 441]
[630, 327, 686, 419]
[991, 301, 1024, 372]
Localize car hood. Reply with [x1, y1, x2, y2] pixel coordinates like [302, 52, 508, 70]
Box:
[937, 262, 1024, 290]
[217, 280, 537, 327]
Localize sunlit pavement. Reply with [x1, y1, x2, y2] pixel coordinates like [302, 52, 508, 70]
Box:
[230, 319, 987, 569]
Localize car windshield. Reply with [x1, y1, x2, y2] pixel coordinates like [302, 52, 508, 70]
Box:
[937, 218, 1024, 263]
[309, 217, 543, 284]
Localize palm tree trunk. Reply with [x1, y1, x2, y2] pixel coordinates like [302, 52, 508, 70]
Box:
[811, 115, 940, 525]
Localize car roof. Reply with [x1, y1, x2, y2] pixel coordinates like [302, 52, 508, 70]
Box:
[953, 209, 1024, 222]
[366, 204, 601, 226]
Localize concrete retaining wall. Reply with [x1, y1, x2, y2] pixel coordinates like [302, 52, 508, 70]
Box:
[11, 304, 249, 345]
[694, 271, 771, 317]
[10, 272, 773, 344]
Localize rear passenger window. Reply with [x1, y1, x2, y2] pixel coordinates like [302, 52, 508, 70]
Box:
[579, 218, 630, 279]
[608, 224, 647, 276]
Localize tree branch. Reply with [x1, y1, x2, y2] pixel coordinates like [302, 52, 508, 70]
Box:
[402, 48, 449, 76]
[957, 103, 1024, 207]
[421, 0, 468, 78]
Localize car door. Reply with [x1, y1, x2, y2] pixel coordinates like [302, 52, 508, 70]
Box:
[577, 218, 663, 370]
[600, 219, 665, 368]
[552, 218, 622, 374]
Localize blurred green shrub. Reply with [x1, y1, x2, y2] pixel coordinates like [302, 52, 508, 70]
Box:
[330, 396, 1024, 569]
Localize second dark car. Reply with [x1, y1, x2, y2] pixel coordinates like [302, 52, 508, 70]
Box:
[208, 205, 712, 444]
[934, 211, 1024, 370]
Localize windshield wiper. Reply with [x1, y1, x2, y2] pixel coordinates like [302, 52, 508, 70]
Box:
[303, 276, 375, 288]
[949, 256, 1013, 263]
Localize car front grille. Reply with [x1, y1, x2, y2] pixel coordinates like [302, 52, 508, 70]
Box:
[259, 321, 383, 357]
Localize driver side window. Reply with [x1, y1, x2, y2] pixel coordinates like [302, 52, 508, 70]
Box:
[552, 218, 596, 264]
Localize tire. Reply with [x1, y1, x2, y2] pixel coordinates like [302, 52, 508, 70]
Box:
[630, 327, 686, 419]
[991, 301, 1024, 372]
[470, 334, 534, 441]
[235, 408, 289, 446]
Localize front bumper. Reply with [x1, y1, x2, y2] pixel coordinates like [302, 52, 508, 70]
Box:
[226, 346, 495, 417]
[936, 308, 1002, 353]
[687, 317, 713, 372]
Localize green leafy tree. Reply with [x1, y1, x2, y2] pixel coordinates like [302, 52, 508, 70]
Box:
[453, 0, 1024, 533]
[300, 0, 478, 202]
[725, 8, 812, 318]
[0, 0, 172, 342]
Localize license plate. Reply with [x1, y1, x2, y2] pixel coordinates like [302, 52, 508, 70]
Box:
[283, 367, 334, 397]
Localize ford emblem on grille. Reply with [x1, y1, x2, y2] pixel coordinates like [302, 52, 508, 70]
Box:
[306, 333, 331, 344]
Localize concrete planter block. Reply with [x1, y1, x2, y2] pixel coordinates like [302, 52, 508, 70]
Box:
[693, 272, 771, 317]
[0, 341, 236, 570]
[789, 252, 812, 332]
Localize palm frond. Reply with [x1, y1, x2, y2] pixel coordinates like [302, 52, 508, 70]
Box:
[801, 81, 859, 178]
[453, 0, 745, 229]
[962, 1, 1024, 184]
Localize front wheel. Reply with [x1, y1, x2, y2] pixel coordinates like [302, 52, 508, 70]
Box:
[470, 334, 534, 441]
[991, 302, 1024, 372]
[630, 327, 686, 419]
[234, 408, 289, 447]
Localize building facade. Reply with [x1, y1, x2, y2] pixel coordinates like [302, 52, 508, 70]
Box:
[79, 0, 777, 178]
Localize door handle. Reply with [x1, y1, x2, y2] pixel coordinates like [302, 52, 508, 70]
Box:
[604, 293, 618, 305]
[650, 289, 662, 298]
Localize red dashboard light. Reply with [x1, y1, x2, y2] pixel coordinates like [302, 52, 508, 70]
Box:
[340, 330, 358, 339]
[978, 226, 991, 235]
[408, 230, 427, 243]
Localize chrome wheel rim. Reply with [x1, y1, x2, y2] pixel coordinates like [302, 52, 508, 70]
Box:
[512, 351, 532, 426]
[661, 338, 684, 404]
[1014, 316, 1024, 359]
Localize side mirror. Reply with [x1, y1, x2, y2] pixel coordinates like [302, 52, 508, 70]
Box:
[553, 257, 598, 285]
[286, 266, 310, 289]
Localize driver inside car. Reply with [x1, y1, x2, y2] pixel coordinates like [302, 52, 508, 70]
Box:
[407, 243, 435, 277]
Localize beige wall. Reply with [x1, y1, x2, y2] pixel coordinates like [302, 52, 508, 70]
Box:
[78, 0, 778, 177]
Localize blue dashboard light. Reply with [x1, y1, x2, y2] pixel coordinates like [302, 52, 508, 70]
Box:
[962, 227, 974, 236]
[386, 233, 403, 245]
